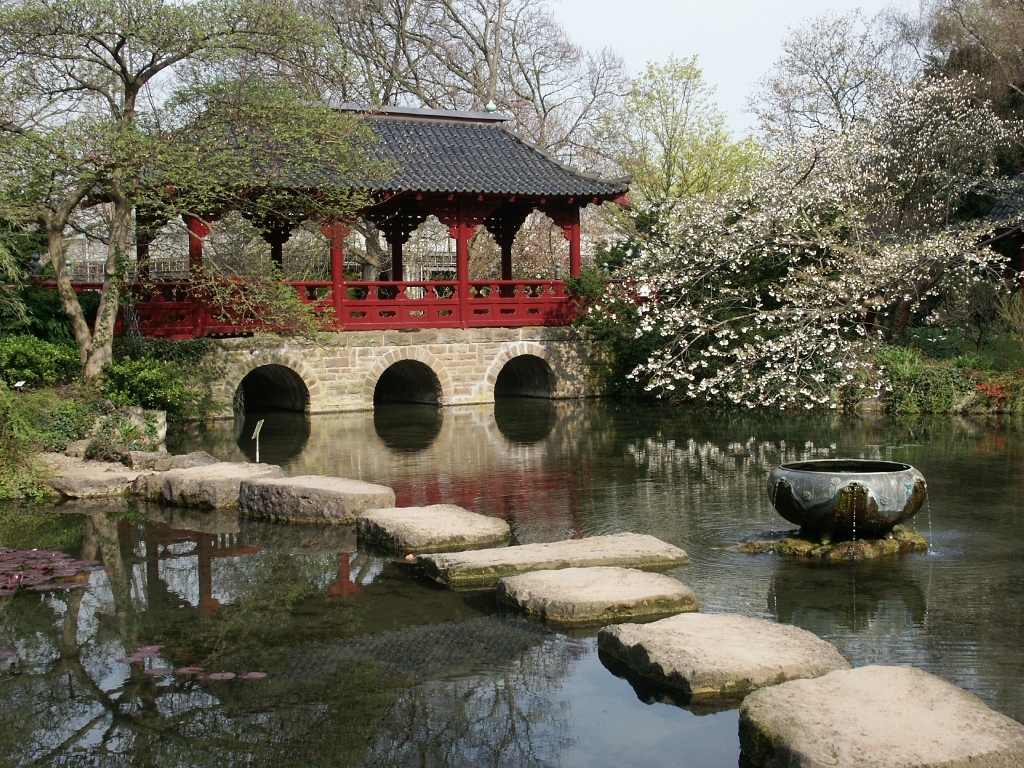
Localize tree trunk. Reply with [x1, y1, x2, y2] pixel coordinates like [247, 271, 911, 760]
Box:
[82, 197, 132, 380]
[886, 267, 945, 341]
[46, 221, 93, 366]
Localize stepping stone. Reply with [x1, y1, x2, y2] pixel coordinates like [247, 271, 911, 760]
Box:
[498, 566, 698, 626]
[239, 476, 395, 524]
[739, 665, 1024, 768]
[133, 463, 285, 509]
[357, 504, 510, 553]
[417, 533, 689, 590]
[42, 454, 144, 498]
[598, 613, 850, 701]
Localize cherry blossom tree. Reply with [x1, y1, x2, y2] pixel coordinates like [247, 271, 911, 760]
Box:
[587, 77, 1021, 409]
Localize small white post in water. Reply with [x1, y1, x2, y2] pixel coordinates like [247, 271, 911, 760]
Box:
[251, 419, 265, 463]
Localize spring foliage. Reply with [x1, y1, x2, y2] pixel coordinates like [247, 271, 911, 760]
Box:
[588, 77, 1021, 409]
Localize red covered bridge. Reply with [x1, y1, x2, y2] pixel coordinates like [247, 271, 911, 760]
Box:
[99, 106, 629, 338]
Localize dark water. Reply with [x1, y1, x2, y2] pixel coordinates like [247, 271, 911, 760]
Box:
[2, 401, 1023, 767]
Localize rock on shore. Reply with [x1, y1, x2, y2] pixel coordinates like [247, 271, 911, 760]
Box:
[41, 454, 145, 498]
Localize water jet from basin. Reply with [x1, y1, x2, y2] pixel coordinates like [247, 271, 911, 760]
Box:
[767, 459, 927, 542]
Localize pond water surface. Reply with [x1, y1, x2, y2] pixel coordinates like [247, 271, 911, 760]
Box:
[1, 401, 1022, 767]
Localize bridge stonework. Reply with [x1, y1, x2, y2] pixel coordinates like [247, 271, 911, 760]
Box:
[209, 327, 605, 417]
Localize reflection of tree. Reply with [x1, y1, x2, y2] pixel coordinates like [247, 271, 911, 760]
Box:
[365, 635, 586, 767]
[0, 511, 595, 766]
[0, 513, 396, 767]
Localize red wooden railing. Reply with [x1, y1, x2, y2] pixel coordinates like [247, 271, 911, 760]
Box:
[44, 278, 575, 338]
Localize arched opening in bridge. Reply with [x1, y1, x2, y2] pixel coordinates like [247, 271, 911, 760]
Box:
[373, 360, 442, 406]
[494, 354, 554, 398]
[236, 364, 309, 414]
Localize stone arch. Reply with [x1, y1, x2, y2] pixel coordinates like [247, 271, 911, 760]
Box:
[220, 351, 323, 415]
[483, 343, 557, 399]
[362, 347, 454, 409]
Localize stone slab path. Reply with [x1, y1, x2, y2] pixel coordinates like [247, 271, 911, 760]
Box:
[240, 476, 395, 524]
[133, 463, 285, 509]
[357, 504, 509, 553]
[42, 454, 145, 498]
[498, 566, 698, 626]
[598, 613, 850, 701]
[739, 665, 1024, 767]
[417, 533, 689, 590]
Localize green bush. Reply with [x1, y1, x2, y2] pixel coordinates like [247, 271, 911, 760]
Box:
[0, 385, 104, 499]
[0, 284, 100, 343]
[0, 334, 80, 388]
[102, 357, 204, 420]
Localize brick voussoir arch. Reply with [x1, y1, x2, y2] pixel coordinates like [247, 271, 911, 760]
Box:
[362, 347, 454, 409]
[483, 342, 555, 392]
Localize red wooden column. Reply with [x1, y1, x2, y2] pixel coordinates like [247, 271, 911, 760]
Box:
[455, 199, 471, 328]
[567, 205, 581, 277]
[323, 220, 347, 329]
[183, 215, 211, 337]
[184, 215, 209, 273]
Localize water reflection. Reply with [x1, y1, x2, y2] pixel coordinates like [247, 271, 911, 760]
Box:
[770, 561, 928, 632]
[0, 506, 584, 767]
[493, 397, 558, 444]
[235, 410, 311, 465]
[5, 404, 1024, 766]
[373, 403, 443, 452]
[597, 649, 739, 715]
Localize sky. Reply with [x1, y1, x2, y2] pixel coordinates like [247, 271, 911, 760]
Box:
[549, 0, 921, 135]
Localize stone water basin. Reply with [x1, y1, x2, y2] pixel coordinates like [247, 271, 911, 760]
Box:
[767, 459, 927, 542]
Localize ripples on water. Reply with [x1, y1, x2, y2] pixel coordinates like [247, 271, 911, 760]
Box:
[1, 401, 1022, 766]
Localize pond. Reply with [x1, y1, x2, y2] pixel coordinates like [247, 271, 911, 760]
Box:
[1, 401, 1022, 767]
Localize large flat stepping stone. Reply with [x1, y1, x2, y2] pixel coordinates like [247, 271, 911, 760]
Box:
[598, 613, 850, 701]
[498, 566, 698, 626]
[42, 453, 144, 498]
[239, 476, 395, 524]
[133, 462, 284, 509]
[740, 665, 1024, 767]
[417, 533, 689, 590]
[357, 504, 510, 553]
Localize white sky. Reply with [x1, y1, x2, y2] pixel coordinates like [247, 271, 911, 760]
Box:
[549, 0, 922, 135]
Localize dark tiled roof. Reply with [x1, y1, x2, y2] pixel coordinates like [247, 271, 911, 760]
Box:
[989, 176, 1024, 222]
[356, 109, 629, 198]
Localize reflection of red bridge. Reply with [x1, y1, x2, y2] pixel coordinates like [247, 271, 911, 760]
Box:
[391, 462, 585, 539]
[121, 521, 260, 613]
[119, 520, 363, 611]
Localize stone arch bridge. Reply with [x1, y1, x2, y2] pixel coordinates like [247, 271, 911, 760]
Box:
[212, 327, 603, 417]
